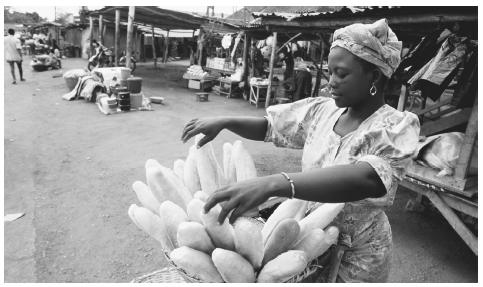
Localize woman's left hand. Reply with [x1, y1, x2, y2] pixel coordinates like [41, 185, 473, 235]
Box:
[204, 174, 289, 224]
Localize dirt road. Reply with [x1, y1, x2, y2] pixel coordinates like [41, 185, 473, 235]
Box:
[4, 58, 477, 282]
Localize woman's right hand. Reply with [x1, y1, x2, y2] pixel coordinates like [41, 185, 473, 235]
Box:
[181, 117, 228, 148]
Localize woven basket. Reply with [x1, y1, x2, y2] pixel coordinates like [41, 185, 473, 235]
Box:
[155, 248, 332, 283]
[130, 267, 186, 283]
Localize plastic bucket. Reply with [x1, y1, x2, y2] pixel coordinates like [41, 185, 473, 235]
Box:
[130, 93, 143, 108]
[127, 77, 142, 93]
[120, 68, 131, 80]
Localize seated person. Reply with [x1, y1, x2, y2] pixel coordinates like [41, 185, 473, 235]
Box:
[46, 48, 61, 69]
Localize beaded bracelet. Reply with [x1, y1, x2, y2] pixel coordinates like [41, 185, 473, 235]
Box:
[280, 172, 296, 199]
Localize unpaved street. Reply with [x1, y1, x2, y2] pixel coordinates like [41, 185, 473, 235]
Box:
[4, 58, 477, 282]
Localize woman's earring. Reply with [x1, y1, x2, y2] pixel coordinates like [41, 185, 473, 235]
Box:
[370, 83, 377, 96]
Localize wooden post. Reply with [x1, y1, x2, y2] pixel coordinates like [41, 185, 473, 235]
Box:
[151, 26, 157, 68]
[424, 188, 477, 254]
[276, 33, 301, 54]
[56, 27, 59, 48]
[397, 85, 409, 111]
[141, 33, 145, 62]
[98, 15, 103, 44]
[164, 30, 170, 63]
[265, 32, 277, 108]
[190, 29, 196, 65]
[102, 24, 107, 46]
[307, 41, 311, 58]
[242, 34, 251, 100]
[454, 96, 478, 179]
[133, 25, 138, 62]
[89, 16, 94, 56]
[250, 40, 255, 78]
[198, 28, 204, 66]
[312, 35, 325, 97]
[114, 8, 121, 65]
[125, 6, 135, 68]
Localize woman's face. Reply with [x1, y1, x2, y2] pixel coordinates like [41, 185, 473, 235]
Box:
[327, 47, 373, 108]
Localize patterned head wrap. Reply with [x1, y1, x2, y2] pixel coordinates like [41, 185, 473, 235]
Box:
[331, 18, 402, 78]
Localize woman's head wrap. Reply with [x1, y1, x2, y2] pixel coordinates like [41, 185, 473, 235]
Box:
[331, 18, 402, 78]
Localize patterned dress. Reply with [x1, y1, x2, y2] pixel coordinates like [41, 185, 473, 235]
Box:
[264, 96, 420, 282]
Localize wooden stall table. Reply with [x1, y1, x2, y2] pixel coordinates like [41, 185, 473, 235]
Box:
[204, 67, 236, 76]
[397, 83, 478, 255]
[218, 78, 240, 98]
[249, 82, 279, 108]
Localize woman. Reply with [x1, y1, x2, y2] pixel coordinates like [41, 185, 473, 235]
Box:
[181, 19, 420, 282]
[90, 40, 105, 63]
[278, 45, 295, 81]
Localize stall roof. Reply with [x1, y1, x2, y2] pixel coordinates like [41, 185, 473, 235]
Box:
[241, 6, 477, 39]
[29, 21, 63, 29]
[88, 6, 207, 30]
[201, 19, 240, 34]
[249, 6, 477, 27]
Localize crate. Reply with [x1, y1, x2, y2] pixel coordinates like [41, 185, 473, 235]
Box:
[188, 79, 215, 91]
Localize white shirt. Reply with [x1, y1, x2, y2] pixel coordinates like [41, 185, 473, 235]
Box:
[5, 35, 22, 62]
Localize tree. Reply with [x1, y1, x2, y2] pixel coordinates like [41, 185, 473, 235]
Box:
[4, 7, 46, 23]
[26, 12, 41, 23]
[56, 12, 73, 25]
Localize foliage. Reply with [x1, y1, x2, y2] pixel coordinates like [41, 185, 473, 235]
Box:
[4, 6, 46, 23]
[56, 12, 73, 25]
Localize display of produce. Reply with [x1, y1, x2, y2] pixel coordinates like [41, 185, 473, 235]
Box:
[183, 65, 210, 80]
[127, 136, 342, 282]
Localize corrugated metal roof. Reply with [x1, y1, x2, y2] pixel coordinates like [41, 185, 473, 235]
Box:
[251, 6, 477, 22]
[88, 6, 207, 30]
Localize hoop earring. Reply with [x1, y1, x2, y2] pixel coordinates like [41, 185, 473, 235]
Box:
[370, 83, 377, 96]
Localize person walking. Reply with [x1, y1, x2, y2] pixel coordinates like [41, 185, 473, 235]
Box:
[5, 29, 25, 84]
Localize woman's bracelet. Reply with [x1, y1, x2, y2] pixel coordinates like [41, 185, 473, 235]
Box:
[280, 172, 296, 199]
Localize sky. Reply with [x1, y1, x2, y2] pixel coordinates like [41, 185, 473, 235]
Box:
[9, 5, 242, 21]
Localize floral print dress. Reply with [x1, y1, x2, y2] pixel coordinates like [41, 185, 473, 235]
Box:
[264, 96, 420, 282]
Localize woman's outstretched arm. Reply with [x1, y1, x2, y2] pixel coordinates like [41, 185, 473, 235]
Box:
[204, 162, 386, 223]
[182, 116, 268, 147]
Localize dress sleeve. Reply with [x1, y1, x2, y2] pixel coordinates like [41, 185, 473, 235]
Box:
[350, 111, 421, 206]
[264, 97, 332, 149]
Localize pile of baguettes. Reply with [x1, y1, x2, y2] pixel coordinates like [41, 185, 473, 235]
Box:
[128, 134, 344, 282]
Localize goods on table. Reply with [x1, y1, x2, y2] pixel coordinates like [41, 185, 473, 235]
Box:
[127, 137, 342, 282]
[206, 57, 235, 71]
[415, 132, 465, 177]
[183, 65, 210, 80]
[250, 77, 270, 86]
[222, 34, 233, 49]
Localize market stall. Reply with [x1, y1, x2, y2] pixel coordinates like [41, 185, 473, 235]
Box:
[396, 24, 478, 255]
[241, 6, 478, 254]
[73, 7, 210, 114]
[88, 6, 206, 66]
[183, 21, 247, 98]
[240, 6, 477, 108]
